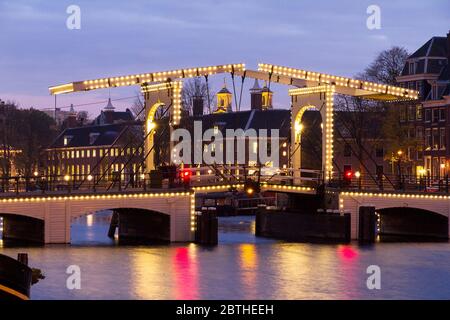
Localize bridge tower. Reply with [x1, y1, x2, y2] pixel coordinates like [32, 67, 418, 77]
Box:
[141, 81, 182, 171]
[289, 85, 335, 184]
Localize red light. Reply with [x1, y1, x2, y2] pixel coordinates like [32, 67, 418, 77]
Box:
[345, 170, 353, 178]
[180, 169, 191, 182]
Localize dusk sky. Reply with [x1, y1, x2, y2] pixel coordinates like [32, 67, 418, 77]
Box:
[0, 0, 448, 118]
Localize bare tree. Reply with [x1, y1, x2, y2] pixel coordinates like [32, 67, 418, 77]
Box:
[364, 46, 409, 85]
[130, 93, 146, 121]
[182, 77, 215, 115]
[333, 46, 411, 178]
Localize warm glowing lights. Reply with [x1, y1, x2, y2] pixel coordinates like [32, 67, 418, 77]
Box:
[64, 174, 70, 182]
[49, 64, 245, 95]
[354, 171, 361, 178]
[340, 191, 450, 200]
[0, 191, 193, 204]
[142, 81, 183, 126]
[87, 175, 93, 181]
[260, 63, 419, 100]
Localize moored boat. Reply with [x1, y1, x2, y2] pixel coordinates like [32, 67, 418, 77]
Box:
[0, 253, 32, 300]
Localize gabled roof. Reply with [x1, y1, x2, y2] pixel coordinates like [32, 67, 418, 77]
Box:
[409, 37, 447, 59]
[186, 109, 291, 137]
[48, 122, 142, 149]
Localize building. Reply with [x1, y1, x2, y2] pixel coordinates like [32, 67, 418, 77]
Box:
[44, 99, 143, 185]
[43, 105, 89, 127]
[181, 91, 290, 175]
[396, 31, 450, 179]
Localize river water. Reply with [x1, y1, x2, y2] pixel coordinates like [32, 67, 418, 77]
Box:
[1, 212, 450, 300]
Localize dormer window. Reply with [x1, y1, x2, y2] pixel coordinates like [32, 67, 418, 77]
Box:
[409, 62, 415, 75]
[89, 133, 100, 145]
[63, 135, 73, 146]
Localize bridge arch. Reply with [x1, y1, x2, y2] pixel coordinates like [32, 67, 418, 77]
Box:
[0, 213, 44, 244]
[376, 206, 448, 240]
[72, 207, 171, 244]
[291, 104, 323, 184]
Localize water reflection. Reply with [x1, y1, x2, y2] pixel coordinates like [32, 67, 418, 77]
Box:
[1, 215, 450, 299]
[172, 245, 198, 300]
[337, 245, 360, 300]
[238, 244, 258, 299]
[131, 248, 172, 299]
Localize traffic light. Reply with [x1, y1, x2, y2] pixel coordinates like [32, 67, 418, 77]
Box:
[343, 169, 353, 185]
[180, 169, 191, 188]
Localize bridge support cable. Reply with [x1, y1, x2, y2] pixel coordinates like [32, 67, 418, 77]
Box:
[103, 102, 172, 190]
[77, 97, 148, 189]
[238, 71, 247, 112]
[230, 68, 239, 113]
[204, 75, 212, 114]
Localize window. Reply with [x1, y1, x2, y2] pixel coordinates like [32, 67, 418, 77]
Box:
[440, 127, 446, 149]
[376, 165, 384, 177]
[409, 62, 415, 74]
[418, 82, 424, 98]
[76, 150, 80, 158]
[425, 129, 431, 148]
[375, 147, 383, 158]
[408, 127, 415, 138]
[425, 109, 431, 122]
[408, 106, 415, 121]
[417, 145, 423, 160]
[93, 149, 97, 157]
[416, 105, 423, 120]
[63, 136, 73, 146]
[86, 150, 90, 158]
[432, 128, 439, 149]
[416, 126, 423, 139]
[400, 107, 407, 122]
[81, 150, 84, 158]
[433, 109, 439, 122]
[439, 108, 446, 122]
[344, 144, 352, 157]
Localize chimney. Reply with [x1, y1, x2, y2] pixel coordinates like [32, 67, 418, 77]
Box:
[192, 95, 204, 117]
[250, 79, 262, 110]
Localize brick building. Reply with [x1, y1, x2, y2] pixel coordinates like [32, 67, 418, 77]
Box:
[396, 31, 450, 179]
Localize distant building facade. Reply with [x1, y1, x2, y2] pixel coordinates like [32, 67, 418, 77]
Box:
[396, 31, 450, 179]
[44, 99, 143, 184]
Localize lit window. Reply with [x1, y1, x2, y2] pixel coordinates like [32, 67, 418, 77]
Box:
[93, 149, 97, 157]
[86, 150, 90, 158]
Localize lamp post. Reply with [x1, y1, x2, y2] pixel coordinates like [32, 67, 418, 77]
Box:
[64, 174, 71, 193]
[396, 150, 403, 190]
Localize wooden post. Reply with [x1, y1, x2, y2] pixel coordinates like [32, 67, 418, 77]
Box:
[358, 206, 376, 243]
